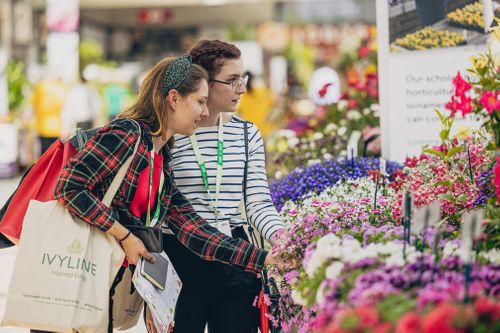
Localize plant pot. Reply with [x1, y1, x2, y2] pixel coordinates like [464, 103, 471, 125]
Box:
[415, 0, 448, 26]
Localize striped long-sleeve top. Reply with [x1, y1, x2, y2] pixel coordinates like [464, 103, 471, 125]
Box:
[172, 116, 284, 241]
[54, 118, 267, 274]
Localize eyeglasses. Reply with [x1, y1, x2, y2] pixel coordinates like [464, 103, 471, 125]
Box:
[210, 74, 249, 92]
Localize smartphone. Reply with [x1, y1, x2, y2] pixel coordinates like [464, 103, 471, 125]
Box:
[140, 252, 168, 290]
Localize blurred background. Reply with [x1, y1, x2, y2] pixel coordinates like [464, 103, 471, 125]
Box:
[0, 0, 377, 178]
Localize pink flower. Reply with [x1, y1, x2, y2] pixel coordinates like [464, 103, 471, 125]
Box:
[493, 157, 500, 203]
[445, 94, 473, 118]
[445, 72, 473, 117]
[478, 91, 500, 113]
[452, 71, 472, 94]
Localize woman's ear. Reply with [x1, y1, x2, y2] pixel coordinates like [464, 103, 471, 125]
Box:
[167, 89, 180, 110]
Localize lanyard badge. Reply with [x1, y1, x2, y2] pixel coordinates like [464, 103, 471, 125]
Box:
[147, 150, 164, 227]
[190, 115, 224, 224]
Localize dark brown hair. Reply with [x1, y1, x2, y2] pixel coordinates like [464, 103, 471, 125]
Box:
[188, 39, 241, 79]
[119, 57, 207, 139]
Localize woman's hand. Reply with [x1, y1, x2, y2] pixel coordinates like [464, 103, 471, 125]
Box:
[264, 252, 295, 271]
[107, 222, 154, 264]
[120, 233, 155, 265]
[145, 305, 159, 333]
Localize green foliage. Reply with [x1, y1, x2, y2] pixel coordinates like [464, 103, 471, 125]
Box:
[6, 60, 29, 116]
[377, 294, 416, 322]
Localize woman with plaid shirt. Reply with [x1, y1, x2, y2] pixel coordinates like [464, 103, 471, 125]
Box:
[51, 56, 280, 333]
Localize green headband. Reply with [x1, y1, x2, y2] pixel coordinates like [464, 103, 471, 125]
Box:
[162, 54, 192, 96]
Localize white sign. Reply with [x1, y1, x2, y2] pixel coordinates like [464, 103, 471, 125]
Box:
[0, 124, 17, 163]
[379, 157, 388, 177]
[460, 210, 484, 263]
[0, 49, 7, 118]
[47, 32, 79, 82]
[483, 0, 494, 33]
[412, 202, 440, 235]
[234, 41, 264, 77]
[308, 67, 341, 106]
[347, 130, 361, 159]
[377, 0, 487, 162]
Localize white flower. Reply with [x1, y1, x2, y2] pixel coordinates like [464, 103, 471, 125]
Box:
[307, 159, 321, 167]
[276, 129, 296, 139]
[346, 110, 362, 120]
[274, 170, 283, 179]
[288, 137, 299, 148]
[325, 261, 344, 280]
[291, 289, 308, 307]
[323, 153, 333, 160]
[337, 100, 348, 111]
[338, 126, 347, 136]
[362, 108, 371, 115]
[443, 242, 459, 257]
[316, 281, 328, 305]
[482, 248, 500, 264]
[370, 103, 380, 112]
[325, 123, 338, 134]
[313, 132, 324, 141]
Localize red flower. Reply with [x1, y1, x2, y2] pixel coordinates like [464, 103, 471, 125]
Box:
[358, 46, 371, 58]
[493, 157, 500, 204]
[452, 71, 472, 95]
[374, 322, 392, 333]
[356, 305, 380, 327]
[478, 91, 500, 113]
[347, 99, 358, 110]
[422, 303, 462, 333]
[445, 93, 473, 118]
[396, 312, 421, 333]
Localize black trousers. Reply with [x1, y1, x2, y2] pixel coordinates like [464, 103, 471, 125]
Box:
[162, 227, 261, 333]
[30, 266, 126, 333]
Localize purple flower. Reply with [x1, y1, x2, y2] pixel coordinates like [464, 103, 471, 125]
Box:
[270, 157, 402, 211]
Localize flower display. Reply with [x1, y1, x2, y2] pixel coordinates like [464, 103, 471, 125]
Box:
[395, 27, 466, 51]
[270, 158, 402, 211]
[447, 1, 485, 32]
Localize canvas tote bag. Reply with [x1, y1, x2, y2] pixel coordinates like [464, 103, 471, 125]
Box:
[2, 129, 141, 333]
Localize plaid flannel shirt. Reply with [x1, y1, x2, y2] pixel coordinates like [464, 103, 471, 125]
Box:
[54, 118, 267, 274]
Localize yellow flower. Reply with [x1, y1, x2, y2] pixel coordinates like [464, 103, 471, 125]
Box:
[454, 125, 472, 140]
[469, 54, 487, 70]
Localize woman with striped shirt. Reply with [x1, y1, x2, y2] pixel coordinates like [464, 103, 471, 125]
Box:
[148, 40, 285, 333]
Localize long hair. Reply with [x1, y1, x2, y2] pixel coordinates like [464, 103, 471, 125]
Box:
[188, 40, 241, 79]
[119, 58, 207, 139]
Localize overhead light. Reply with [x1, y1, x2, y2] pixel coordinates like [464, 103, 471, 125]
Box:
[203, 0, 226, 6]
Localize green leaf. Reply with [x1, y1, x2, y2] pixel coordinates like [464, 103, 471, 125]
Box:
[440, 129, 450, 141]
[435, 109, 445, 126]
[447, 146, 464, 158]
[423, 148, 446, 160]
[457, 194, 467, 202]
[441, 193, 456, 203]
[436, 180, 452, 188]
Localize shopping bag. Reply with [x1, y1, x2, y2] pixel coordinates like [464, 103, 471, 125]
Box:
[2, 124, 141, 332]
[112, 267, 143, 330]
[0, 139, 77, 246]
[1, 199, 125, 332]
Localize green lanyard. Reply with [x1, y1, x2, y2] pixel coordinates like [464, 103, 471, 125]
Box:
[147, 150, 164, 227]
[189, 115, 224, 222]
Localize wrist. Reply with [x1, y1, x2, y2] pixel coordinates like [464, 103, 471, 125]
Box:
[119, 230, 131, 243]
